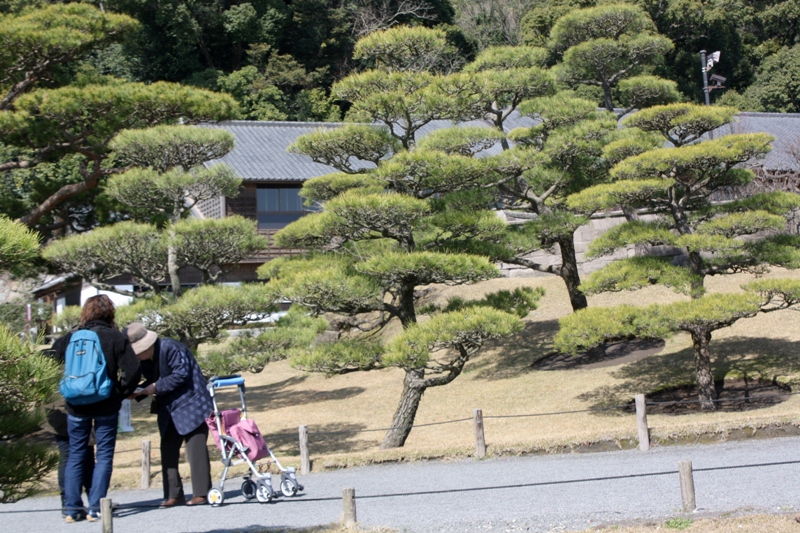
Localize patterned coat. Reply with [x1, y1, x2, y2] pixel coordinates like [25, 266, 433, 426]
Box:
[142, 338, 213, 436]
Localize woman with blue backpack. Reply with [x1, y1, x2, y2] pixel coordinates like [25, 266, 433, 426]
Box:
[53, 295, 141, 523]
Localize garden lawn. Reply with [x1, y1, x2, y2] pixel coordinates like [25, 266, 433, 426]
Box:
[570, 513, 800, 532]
[96, 268, 800, 490]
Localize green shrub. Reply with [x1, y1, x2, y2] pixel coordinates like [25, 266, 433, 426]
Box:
[50, 306, 81, 332]
[0, 302, 52, 335]
[0, 325, 60, 502]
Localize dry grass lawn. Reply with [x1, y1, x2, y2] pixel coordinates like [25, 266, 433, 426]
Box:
[570, 513, 800, 532]
[63, 267, 800, 492]
[224, 513, 800, 532]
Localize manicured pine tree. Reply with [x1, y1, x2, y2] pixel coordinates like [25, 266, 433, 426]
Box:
[548, 3, 677, 114]
[0, 5, 239, 229]
[269, 28, 546, 449]
[261, 184, 537, 448]
[557, 103, 800, 408]
[0, 218, 60, 502]
[44, 126, 272, 350]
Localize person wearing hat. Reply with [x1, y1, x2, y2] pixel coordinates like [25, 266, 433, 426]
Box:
[125, 322, 214, 507]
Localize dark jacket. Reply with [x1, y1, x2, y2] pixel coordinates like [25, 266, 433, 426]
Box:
[52, 319, 142, 417]
[140, 338, 213, 436]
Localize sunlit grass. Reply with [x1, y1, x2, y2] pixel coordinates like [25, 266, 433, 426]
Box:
[83, 267, 800, 491]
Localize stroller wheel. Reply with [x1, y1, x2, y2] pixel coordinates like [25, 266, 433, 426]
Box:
[208, 488, 224, 507]
[280, 478, 298, 497]
[255, 483, 273, 503]
[241, 480, 257, 500]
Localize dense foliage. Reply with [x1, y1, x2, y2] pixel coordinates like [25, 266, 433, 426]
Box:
[0, 211, 59, 502]
[561, 103, 800, 407]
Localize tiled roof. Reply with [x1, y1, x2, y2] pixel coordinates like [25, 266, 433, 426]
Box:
[203, 111, 800, 183]
[201, 121, 375, 181]
[416, 114, 540, 157]
[712, 112, 800, 170]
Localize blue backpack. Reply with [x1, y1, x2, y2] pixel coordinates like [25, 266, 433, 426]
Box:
[59, 329, 113, 405]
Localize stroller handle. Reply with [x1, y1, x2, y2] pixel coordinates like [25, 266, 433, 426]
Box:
[210, 375, 245, 388]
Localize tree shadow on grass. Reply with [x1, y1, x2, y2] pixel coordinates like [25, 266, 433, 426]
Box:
[469, 319, 561, 381]
[296, 423, 376, 457]
[533, 338, 665, 371]
[228, 381, 367, 414]
[577, 336, 800, 414]
[211, 374, 362, 412]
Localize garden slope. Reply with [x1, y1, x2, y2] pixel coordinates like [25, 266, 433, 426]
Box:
[100, 268, 800, 490]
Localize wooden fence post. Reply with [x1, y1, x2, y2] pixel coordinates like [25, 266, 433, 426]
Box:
[100, 498, 113, 533]
[342, 488, 357, 527]
[299, 425, 310, 475]
[678, 460, 696, 512]
[635, 394, 650, 451]
[473, 408, 486, 458]
[141, 440, 151, 489]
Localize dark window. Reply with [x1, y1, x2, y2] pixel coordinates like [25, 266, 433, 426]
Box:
[256, 186, 305, 229]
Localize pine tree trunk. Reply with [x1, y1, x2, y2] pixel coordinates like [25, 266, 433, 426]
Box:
[558, 236, 588, 311]
[380, 369, 425, 449]
[687, 250, 705, 297]
[690, 328, 717, 410]
[602, 81, 614, 112]
[492, 107, 510, 151]
[167, 227, 182, 298]
[396, 283, 417, 328]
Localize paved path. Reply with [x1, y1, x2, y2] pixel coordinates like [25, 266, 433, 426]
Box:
[3, 436, 800, 533]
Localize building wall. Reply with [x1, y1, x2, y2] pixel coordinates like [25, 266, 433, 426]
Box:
[211, 170, 800, 280]
[499, 212, 634, 278]
[79, 284, 134, 308]
[227, 183, 257, 218]
[196, 195, 225, 219]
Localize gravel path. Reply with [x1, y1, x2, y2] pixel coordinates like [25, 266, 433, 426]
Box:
[3, 436, 800, 533]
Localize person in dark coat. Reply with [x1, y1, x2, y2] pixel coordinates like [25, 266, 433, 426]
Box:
[125, 322, 214, 507]
[53, 295, 142, 523]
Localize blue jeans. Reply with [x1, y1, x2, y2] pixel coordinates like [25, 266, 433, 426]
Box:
[65, 414, 118, 516]
[55, 435, 94, 515]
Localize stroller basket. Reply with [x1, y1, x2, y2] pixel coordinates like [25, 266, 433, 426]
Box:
[206, 408, 269, 463]
[204, 375, 303, 506]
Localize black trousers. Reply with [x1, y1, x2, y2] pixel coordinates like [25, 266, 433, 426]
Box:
[160, 416, 212, 500]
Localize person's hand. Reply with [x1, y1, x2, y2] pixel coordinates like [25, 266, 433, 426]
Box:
[141, 383, 157, 396]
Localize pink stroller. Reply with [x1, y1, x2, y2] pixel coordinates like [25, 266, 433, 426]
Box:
[205, 375, 303, 506]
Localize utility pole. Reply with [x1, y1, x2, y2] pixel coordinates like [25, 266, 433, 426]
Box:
[699, 50, 714, 139]
[699, 50, 711, 106]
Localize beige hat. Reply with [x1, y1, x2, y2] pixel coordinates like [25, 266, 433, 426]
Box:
[125, 322, 158, 354]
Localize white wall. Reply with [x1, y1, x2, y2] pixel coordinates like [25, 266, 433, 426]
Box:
[80, 285, 134, 308]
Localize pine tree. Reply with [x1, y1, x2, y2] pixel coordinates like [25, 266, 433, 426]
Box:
[43, 126, 272, 350]
[0, 218, 59, 501]
[558, 103, 800, 408]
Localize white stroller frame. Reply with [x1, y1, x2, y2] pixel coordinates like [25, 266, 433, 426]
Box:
[206, 375, 303, 506]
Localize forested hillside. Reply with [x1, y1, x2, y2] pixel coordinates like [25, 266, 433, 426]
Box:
[1, 0, 798, 238]
[3, 0, 798, 121]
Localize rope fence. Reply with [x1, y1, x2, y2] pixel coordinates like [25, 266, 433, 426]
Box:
[6, 458, 800, 533]
[111, 389, 800, 454]
[103, 388, 800, 490]
[37, 386, 791, 532]
[295, 389, 800, 470]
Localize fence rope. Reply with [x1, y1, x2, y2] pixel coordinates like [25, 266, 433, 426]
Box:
[310, 417, 474, 436]
[8, 458, 799, 514]
[484, 404, 629, 419]
[109, 391, 800, 443]
[113, 448, 139, 454]
[304, 390, 799, 438]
